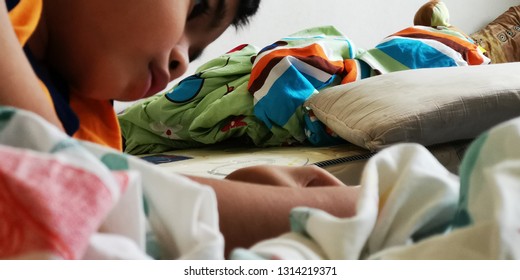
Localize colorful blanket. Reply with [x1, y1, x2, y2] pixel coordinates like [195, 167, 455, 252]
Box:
[119, 25, 489, 154]
[231, 116, 520, 260]
[119, 26, 362, 155]
[357, 26, 490, 74]
[247, 26, 370, 145]
[0, 106, 223, 259]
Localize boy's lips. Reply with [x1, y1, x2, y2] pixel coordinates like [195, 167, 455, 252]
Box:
[145, 65, 169, 97]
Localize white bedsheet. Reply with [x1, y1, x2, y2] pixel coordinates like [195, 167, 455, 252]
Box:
[232, 116, 520, 260]
[3, 106, 519, 260]
[0, 107, 223, 260]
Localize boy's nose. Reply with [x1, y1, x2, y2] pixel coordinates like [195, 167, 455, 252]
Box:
[169, 36, 190, 81]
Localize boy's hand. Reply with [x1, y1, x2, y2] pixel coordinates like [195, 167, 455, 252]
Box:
[225, 165, 345, 188]
[188, 170, 359, 257]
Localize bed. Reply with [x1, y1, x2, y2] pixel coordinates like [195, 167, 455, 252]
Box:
[114, 4, 520, 260]
[128, 59, 520, 185]
[119, 7, 520, 186]
[2, 3, 520, 260]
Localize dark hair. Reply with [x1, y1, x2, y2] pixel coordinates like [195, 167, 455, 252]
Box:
[232, 0, 261, 28]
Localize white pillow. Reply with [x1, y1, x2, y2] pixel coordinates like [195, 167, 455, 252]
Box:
[305, 63, 520, 151]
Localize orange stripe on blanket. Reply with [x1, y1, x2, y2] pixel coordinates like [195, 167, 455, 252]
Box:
[342, 59, 359, 84]
[393, 27, 468, 42]
[248, 44, 345, 92]
[392, 27, 486, 65]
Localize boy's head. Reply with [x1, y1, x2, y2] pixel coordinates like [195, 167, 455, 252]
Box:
[37, 0, 260, 101]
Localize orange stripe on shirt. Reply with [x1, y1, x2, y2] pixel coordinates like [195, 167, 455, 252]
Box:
[8, 0, 42, 46]
[9, 0, 55, 112]
[9, 0, 123, 151]
[69, 95, 123, 151]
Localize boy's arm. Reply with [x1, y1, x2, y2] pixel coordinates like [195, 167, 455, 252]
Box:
[0, 3, 63, 130]
[188, 173, 360, 258]
[224, 165, 347, 188]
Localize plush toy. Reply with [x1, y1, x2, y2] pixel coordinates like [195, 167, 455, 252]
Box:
[413, 0, 474, 41]
[414, 0, 451, 27]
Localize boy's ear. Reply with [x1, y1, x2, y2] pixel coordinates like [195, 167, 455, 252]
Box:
[414, 0, 450, 27]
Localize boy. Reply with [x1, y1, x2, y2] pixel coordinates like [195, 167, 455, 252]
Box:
[1, 0, 359, 257]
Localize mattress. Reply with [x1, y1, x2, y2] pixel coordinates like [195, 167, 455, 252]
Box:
[141, 140, 469, 185]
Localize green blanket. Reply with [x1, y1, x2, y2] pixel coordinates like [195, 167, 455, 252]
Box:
[120, 45, 283, 155]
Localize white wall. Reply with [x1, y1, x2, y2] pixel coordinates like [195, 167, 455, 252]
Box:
[187, 0, 519, 78]
[115, 0, 519, 112]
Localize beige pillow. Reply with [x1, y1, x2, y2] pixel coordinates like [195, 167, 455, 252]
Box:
[305, 63, 520, 151]
[470, 6, 520, 63]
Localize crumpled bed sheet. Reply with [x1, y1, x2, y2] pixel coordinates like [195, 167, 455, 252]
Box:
[0, 107, 223, 260]
[3, 106, 519, 260]
[231, 116, 520, 260]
